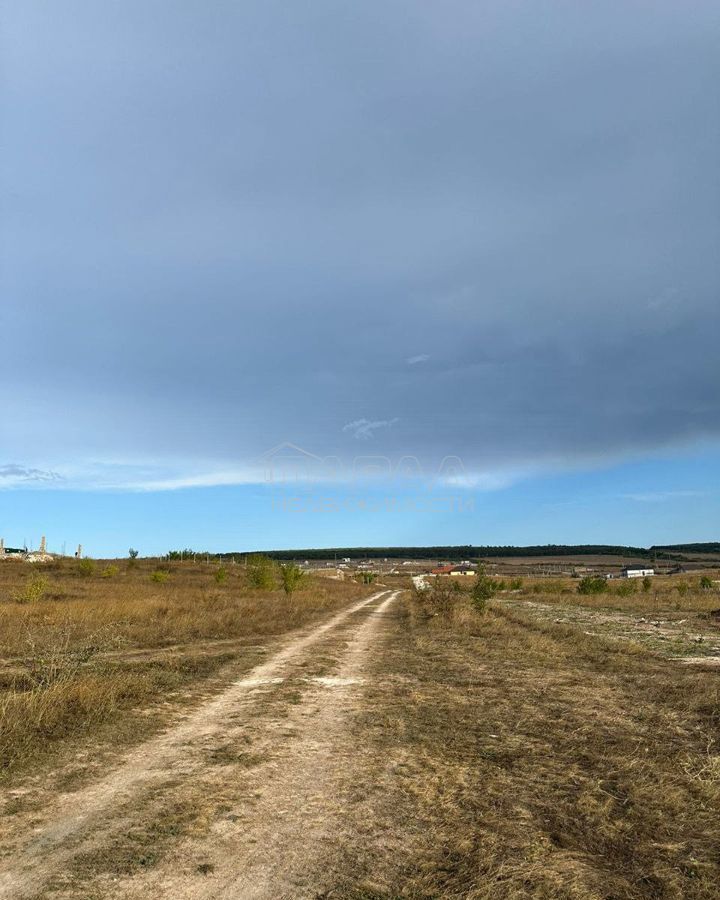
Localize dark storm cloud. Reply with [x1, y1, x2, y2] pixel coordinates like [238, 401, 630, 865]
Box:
[2, 1, 719, 487]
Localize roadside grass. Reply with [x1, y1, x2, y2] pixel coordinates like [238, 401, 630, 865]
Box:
[0, 558, 367, 778]
[346, 585, 720, 899]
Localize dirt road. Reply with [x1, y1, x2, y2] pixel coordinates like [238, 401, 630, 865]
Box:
[0, 590, 400, 900]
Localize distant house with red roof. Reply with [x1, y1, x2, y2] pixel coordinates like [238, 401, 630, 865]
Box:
[430, 563, 476, 576]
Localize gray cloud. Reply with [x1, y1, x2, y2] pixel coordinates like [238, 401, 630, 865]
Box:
[1, 1, 719, 487]
[343, 419, 400, 441]
[0, 464, 62, 485]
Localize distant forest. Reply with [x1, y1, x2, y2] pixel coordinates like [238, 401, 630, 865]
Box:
[209, 542, 720, 561]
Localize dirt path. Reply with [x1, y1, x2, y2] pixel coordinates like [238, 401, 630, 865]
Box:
[0, 590, 398, 900]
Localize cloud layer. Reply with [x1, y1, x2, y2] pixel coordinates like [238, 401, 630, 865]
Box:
[2, 1, 719, 490]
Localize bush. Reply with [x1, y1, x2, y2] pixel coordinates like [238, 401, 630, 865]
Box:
[425, 577, 464, 616]
[12, 574, 49, 604]
[279, 563, 306, 596]
[77, 559, 95, 578]
[101, 565, 120, 579]
[577, 576, 608, 595]
[471, 567, 496, 613]
[246, 555, 275, 590]
[700, 576, 713, 590]
[509, 578, 523, 590]
[676, 581, 690, 598]
[150, 570, 170, 584]
[360, 572, 377, 584]
[214, 566, 228, 584]
[615, 580, 637, 597]
[642, 576, 652, 593]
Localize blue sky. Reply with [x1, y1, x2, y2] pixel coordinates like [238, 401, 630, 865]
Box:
[1, 1, 719, 557]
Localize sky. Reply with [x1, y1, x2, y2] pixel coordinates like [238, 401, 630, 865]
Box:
[1, 1, 719, 556]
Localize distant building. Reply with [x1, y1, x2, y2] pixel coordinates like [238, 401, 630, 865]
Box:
[430, 564, 476, 576]
[620, 565, 655, 578]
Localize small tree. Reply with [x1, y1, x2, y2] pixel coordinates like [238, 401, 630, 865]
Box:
[471, 566, 496, 613]
[128, 548, 139, 559]
[642, 575, 652, 593]
[215, 566, 228, 584]
[361, 572, 377, 584]
[279, 563, 306, 596]
[247, 554, 276, 590]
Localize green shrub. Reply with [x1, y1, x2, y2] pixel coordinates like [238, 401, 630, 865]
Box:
[615, 580, 637, 597]
[150, 570, 170, 584]
[642, 576, 652, 593]
[471, 567, 496, 613]
[509, 578, 523, 590]
[101, 564, 120, 579]
[577, 576, 608, 595]
[12, 573, 49, 604]
[77, 558, 95, 578]
[700, 576, 713, 590]
[246, 554, 275, 590]
[676, 581, 689, 598]
[214, 566, 228, 584]
[360, 572, 377, 584]
[279, 563, 306, 596]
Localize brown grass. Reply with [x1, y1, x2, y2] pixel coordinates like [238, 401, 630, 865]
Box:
[341, 581, 720, 898]
[0, 557, 367, 777]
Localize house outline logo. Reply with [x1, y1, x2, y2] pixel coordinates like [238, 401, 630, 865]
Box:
[259, 442, 328, 484]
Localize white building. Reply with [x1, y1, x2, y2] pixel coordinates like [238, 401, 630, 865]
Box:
[620, 565, 654, 578]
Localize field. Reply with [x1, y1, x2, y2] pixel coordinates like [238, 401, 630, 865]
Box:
[0, 557, 368, 778]
[1, 561, 719, 898]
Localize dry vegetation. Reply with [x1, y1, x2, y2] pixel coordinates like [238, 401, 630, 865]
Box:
[338, 577, 720, 898]
[2, 561, 720, 897]
[0, 557, 366, 778]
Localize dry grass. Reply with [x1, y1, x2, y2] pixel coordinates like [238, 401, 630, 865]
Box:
[517, 572, 720, 614]
[341, 582, 720, 899]
[0, 557, 367, 777]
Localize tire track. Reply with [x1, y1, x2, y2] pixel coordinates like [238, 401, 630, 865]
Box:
[0, 590, 392, 900]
